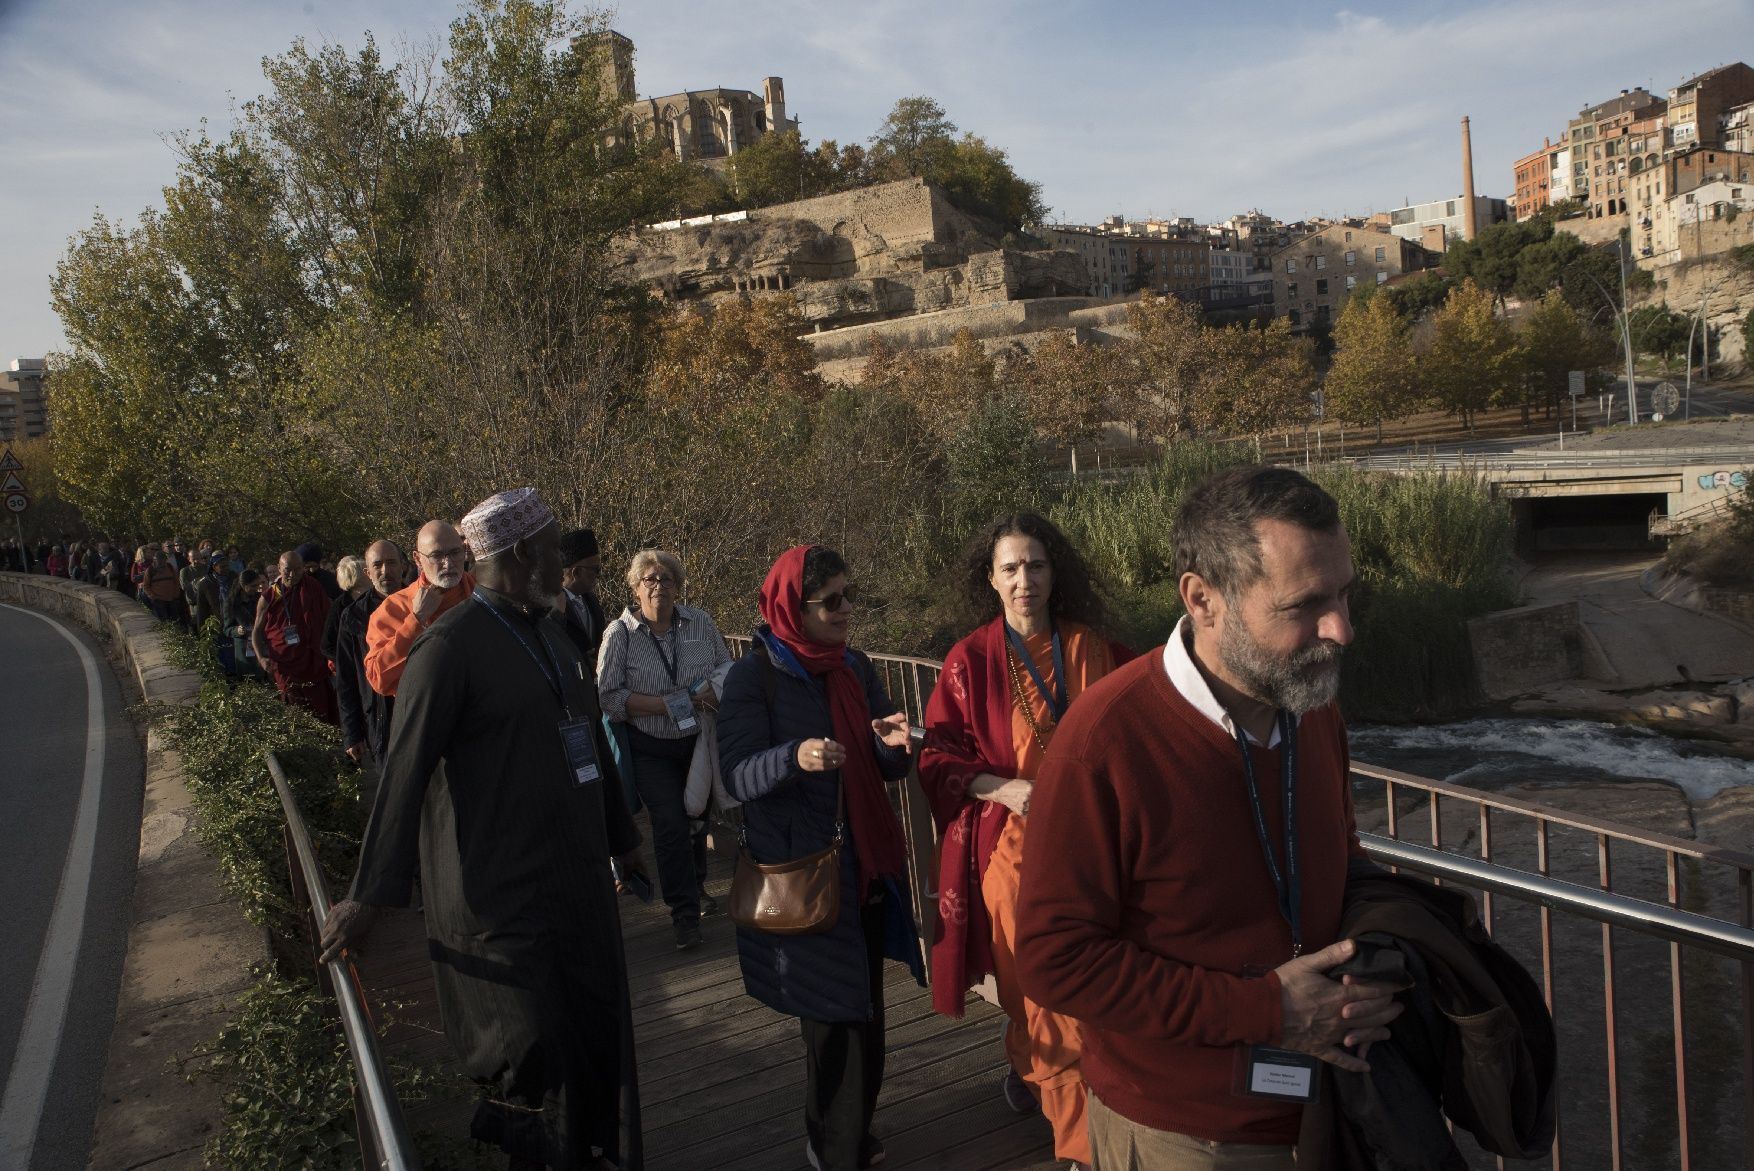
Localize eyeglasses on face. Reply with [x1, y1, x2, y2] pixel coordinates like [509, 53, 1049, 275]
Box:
[638, 574, 677, 589]
[419, 546, 467, 563]
[803, 584, 858, 611]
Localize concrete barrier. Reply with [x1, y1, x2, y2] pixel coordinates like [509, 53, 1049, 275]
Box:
[0, 572, 265, 1170]
[1468, 599, 1616, 700]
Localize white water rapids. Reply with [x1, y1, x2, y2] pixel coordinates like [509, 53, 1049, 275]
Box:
[1349, 717, 1754, 802]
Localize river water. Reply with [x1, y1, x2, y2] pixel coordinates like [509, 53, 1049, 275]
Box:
[1349, 717, 1754, 803]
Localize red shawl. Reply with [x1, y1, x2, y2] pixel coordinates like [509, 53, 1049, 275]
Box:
[263, 572, 332, 684]
[918, 617, 1134, 1017]
[759, 546, 906, 899]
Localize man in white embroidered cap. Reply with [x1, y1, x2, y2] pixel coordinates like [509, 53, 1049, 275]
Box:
[322, 487, 651, 1170]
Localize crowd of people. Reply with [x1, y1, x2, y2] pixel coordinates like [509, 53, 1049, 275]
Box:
[11, 465, 1552, 1171]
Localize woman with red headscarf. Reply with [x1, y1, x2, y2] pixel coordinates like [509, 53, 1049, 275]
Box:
[716, 545, 923, 1171]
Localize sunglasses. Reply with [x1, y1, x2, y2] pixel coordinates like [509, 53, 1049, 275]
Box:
[803, 584, 858, 610]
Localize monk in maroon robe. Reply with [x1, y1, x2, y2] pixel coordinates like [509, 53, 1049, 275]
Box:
[253, 549, 338, 724]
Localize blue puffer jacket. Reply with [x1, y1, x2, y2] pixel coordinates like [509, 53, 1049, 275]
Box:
[717, 627, 925, 1023]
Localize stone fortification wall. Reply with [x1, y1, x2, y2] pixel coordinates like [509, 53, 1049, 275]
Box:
[614, 178, 1091, 332]
[1467, 600, 1613, 700]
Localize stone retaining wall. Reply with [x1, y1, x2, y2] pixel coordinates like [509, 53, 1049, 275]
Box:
[0, 572, 264, 1170]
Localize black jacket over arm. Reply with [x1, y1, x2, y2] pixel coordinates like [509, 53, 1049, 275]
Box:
[1297, 865, 1557, 1171]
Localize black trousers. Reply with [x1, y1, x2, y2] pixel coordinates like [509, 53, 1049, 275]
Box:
[800, 894, 888, 1171]
[628, 726, 707, 924]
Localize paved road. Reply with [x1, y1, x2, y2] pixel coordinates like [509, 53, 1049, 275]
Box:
[0, 605, 143, 1171]
[1522, 551, 1754, 688]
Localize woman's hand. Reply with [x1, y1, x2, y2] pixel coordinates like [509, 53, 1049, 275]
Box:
[692, 684, 719, 712]
[871, 712, 912, 752]
[969, 772, 1034, 817]
[797, 738, 847, 772]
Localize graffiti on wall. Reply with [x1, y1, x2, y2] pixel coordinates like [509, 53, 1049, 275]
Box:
[1698, 470, 1749, 490]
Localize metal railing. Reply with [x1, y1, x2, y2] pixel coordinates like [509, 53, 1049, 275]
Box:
[266, 752, 421, 1171]
[1351, 764, 1754, 1171]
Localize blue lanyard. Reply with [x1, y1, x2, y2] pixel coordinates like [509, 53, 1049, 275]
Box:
[1004, 620, 1067, 722]
[1234, 712, 1302, 958]
[474, 592, 573, 718]
[643, 622, 680, 685]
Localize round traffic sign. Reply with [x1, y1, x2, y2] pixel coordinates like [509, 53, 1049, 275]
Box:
[1652, 381, 1680, 416]
[4, 493, 27, 514]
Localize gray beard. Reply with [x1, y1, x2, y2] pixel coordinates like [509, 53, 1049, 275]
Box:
[1218, 609, 1344, 716]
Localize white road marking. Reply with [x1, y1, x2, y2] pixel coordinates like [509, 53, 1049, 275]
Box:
[0, 605, 107, 1168]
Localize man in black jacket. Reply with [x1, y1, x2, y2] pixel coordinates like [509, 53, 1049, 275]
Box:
[338, 540, 407, 766]
[557, 528, 606, 677]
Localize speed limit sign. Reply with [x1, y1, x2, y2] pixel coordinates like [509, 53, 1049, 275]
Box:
[4, 493, 27, 514]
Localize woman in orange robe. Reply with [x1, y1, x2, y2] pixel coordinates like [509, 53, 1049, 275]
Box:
[919, 513, 1130, 1168]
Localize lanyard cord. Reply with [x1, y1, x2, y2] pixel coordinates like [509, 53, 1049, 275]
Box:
[1003, 620, 1067, 722]
[474, 592, 574, 719]
[1234, 711, 1302, 958]
[643, 621, 680, 685]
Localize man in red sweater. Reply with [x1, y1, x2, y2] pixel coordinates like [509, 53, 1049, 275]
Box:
[1014, 465, 1403, 1170]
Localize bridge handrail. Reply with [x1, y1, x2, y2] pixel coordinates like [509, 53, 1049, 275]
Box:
[1362, 834, 1754, 961]
[266, 752, 421, 1171]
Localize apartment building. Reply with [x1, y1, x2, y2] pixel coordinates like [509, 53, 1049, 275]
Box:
[1271, 224, 1433, 332]
[0, 359, 48, 441]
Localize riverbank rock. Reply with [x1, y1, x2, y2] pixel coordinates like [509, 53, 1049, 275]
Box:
[1620, 688, 1736, 725]
[1731, 678, 1754, 724]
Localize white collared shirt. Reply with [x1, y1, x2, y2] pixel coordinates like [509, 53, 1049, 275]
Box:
[1160, 615, 1287, 748]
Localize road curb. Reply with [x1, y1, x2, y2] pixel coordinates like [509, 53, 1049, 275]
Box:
[0, 573, 266, 1170]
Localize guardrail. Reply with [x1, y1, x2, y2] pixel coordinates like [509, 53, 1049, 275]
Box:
[266, 752, 421, 1171]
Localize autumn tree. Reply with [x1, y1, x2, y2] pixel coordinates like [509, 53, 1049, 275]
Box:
[1518, 290, 1615, 423]
[1325, 293, 1418, 441]
[1117, 293, 1214, 441]
[1008, 331, 1116, 448]
[1422, 280, 1521, 431]
[865, 97, 1045, 231]
[1195, 318, 1317, 442]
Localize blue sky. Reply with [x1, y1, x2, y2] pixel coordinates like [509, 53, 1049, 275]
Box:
[4, 0, 1752, 359]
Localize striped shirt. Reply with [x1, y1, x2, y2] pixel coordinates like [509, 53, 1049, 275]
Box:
[596, 604, 732, 739]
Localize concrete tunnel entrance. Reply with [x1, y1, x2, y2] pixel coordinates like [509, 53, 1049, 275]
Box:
[1513, 492, 1668, 553]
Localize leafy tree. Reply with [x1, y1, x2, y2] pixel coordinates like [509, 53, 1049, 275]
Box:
[1444, 217, 1552, 306]
[869, 96, 958, 177]
[1627, 303, 1690, 364]
[726, 129, 817, 207]
[1371, 271, 1453, 322]
[1518, 290, 1616, 423]
[1117, 293, 1214, 441]
[1009, 331, 1117, 447]
[1325, 293, 1417, 441]
[1195, 318, 1317, 441]
[1422, 280, 1521, 431]
[1743, 309, 1754, 368]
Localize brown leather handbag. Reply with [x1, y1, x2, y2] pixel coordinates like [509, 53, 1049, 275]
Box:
[728, 782, 843, 935]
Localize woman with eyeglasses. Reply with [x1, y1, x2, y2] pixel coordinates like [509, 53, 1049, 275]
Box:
[597, 548, 731, 951]
[715, 545, 921, 1171]
[918, 513, 1131, 1170]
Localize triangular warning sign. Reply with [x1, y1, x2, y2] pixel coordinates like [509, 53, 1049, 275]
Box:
[0, 471, 22, 493]
[0, 449, 20, 472]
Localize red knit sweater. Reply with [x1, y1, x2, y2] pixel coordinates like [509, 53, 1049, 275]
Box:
[1013, 648, 1363, 1145]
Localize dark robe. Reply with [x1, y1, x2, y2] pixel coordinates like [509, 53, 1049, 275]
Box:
[336, 591, 393, 764]
[560, 588, 606, 678]
[349, 589, 643, 1170]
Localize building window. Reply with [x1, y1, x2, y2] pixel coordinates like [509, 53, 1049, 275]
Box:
[1344, 231, 1353, 242]
[1289, 309, 1302, 326]
[1344, 250, 1356, 266]
[1346, 275, 1357, 289]
[1287, 282, 1298, 298]
[1315, 255, 1327, 269]
[1376, 271, 1388, 285]
[1286, 259, 1297, 273]
[1316, 278, 1329, 295]
[1375, 246, 1386, 262]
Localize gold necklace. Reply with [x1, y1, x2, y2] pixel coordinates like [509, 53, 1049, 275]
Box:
[1005, 643, 1053, 754]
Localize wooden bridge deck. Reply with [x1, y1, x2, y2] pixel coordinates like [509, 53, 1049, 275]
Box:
[355, 824, 1062, 1170]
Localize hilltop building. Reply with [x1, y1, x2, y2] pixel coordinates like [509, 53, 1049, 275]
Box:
[0, 358, 48, 441]
[588, 30, 799, 166]
[1271, 224, 1435, 332]
[1383, 195, 1509, 250]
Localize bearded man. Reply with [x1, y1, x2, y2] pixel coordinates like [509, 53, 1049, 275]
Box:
[251, 549, 338, 724]
[321, 488, 648, 1171]
[1013, 465, 1403, 1171]
[365, 520, 475, 698]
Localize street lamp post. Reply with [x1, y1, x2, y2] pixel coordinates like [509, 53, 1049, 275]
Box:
[1571, 238, 1641, 426]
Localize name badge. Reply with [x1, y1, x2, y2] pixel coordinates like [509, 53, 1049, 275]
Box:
[663, 689, 698, 733]
[1239, 1045, 1320, 1102]
[558, 717, 602, 786]
[283, 628, 301, 646]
